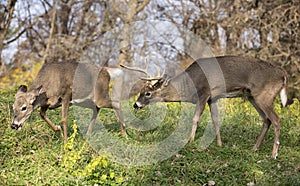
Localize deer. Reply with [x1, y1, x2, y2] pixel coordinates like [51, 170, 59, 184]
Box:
[11, 62, 126, 143]
[121, 56, 288, 159]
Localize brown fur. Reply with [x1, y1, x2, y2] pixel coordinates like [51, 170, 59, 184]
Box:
[11, 62, 125, 142]
[134, 56, 288, 159]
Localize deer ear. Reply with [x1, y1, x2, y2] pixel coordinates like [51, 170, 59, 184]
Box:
[32, 85, 43, 96]
[30, 86, 43, 105]
[17, 85, 28, 93]
[29, 86, 42, 105]
[37, 85, 43, 94]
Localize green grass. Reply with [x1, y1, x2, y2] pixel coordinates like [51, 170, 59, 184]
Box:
[0, 91, 299, 185]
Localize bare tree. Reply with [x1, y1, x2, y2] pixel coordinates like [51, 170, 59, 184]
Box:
[0, 0, 17, 76]
[12, 0, 116, 65]
[111, 0, 150, 65]
[3, 0, 299, 104]
[176, 0, 299, 103]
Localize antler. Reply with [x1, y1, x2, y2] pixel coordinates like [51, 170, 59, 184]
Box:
[120, 58, 165, 80]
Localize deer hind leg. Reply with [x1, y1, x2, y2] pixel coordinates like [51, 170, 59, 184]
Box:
[249, 98, 271, 151]
[94, 99, 126, 137]
[61, 99, 70, 143]
[112, 101, 126, 137]
[190, 96, 210, 142]
[251, 94, 281, 159]
[86, 107, 100, 135]
[268, 109, 281, 159]
[208, 100, 222, 147]
[40, 106, 61, 131]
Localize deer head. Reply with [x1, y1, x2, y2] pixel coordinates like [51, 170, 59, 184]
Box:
[120, 61, 172, 109]
[133, 75, 171, 109]
[11, 85, 42, 130]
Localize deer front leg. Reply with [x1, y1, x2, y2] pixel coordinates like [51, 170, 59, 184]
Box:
[40, 106, 61, 131]
[209, 100, 222, 147]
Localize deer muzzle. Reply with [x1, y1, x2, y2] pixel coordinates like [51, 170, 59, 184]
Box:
[133, 101, 143, 109]
[11, 120, 23, 131]
[11, 123, 22, 130]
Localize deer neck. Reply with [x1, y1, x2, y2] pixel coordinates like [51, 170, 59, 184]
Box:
[159, 73, 196, 103]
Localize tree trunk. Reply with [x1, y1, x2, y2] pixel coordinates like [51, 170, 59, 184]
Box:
[113, 0, 150, 66]
[0, 0, 17, 76]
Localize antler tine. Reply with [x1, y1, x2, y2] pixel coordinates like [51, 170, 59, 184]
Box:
[154, 64, 161, 77]
[139, 64, 164, 81]
[140, 76, 162, 80]
[145, 58, 149, 76]
[120, 64, 151, 77]
[120, 58, 153, 78]
[161, 67, 166, 77]
[120, 58, 165, 81]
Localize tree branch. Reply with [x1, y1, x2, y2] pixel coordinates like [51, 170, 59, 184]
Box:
[4, 16, 40, 46]
[136, 0, 150, 14]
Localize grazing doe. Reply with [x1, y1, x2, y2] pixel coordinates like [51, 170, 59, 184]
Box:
[11, 62, 125, 142]
[122, 56, 288, 159]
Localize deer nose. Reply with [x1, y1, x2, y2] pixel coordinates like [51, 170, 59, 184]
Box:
[133, 102, 143, 109]
[11, 123, 18, 130]
[133, 103, 139, 109]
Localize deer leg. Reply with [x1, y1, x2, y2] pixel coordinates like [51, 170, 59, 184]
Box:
[112, 101, 126, 137]
[253, 119, 271, 151]
[257, 105, 281, 159]
[86, 107, 100, 135]
[249, 98, 271, 151]
[208, 100, 222, 147]
[268, 110, 281, 159]
[40, 106, 61, 131]
[190, 96, 209, 141]
[252, 96, 281, 159]
[61, 99, 70, 143]
[260, 107, 280, 159]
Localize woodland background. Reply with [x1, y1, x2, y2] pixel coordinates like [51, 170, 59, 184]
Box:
[0, 1, 299, 185]
[0, 0, 299, 102]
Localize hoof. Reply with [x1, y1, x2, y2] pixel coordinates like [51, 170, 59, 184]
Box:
[252, 145, 258, 152]
[189, 136, 195, 142]
[86, 129, 92, 136]
[121, 130, 127, 138]
[272, 153, 278, 160]
[56, 125, 62, 131]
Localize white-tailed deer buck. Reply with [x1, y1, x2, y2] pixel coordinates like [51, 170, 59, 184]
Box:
[11, 62, 125, 142]
[122, 56, 288, 159]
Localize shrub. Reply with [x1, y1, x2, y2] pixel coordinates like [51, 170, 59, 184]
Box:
[62, 121, 124, 185]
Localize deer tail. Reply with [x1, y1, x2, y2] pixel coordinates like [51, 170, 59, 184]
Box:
[280, 76, 288, 107]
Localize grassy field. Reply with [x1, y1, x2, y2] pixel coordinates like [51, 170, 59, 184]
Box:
[0, 90, 299, 185]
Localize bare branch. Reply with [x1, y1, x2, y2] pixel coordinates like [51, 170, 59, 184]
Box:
[43, 0, 58, 63]
[4, 16, 40, 45]
[136, 0, 150, 14]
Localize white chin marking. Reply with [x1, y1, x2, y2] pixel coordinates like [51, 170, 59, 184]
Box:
[135, 101, 143, 108]
[17, 126, 22, 131]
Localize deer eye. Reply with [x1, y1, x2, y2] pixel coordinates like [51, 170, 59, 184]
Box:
[21, 106, 27, 112]
[145, 92, 152, 98]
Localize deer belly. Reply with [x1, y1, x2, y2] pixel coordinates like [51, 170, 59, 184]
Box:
[47, 97, 62, 109]
[71, 97, 95, 108]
